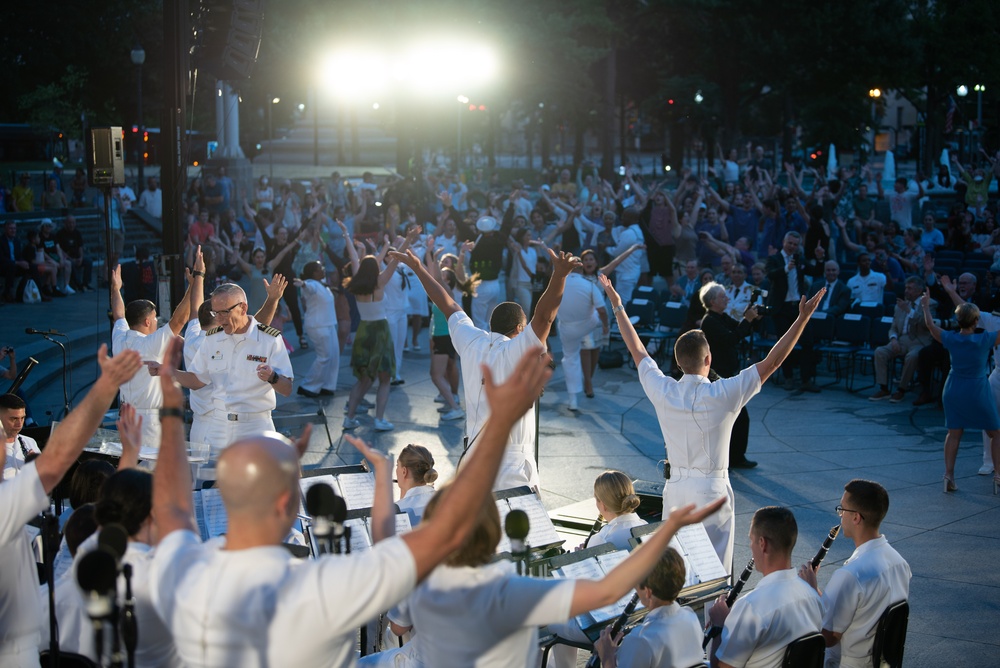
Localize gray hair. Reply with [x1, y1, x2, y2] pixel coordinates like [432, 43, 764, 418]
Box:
[211, 283, 247, 303]
[699, 281, 726, 310]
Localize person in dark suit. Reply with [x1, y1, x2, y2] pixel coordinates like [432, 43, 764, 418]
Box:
[0, 220, 45, 302]
[806, 261, 852, 317]
[701, 282, 762, 468]
[765, 231, 818, 391]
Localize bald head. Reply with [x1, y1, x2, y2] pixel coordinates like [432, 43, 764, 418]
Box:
[217, 434, 300, 532]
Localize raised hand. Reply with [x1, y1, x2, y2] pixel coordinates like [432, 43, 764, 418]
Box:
[193, 245, 205, 274]
[664, 497, 726, 532]
[343, 433, 390, 473]
[264, 273, 288, 300]
[482, 346, 552, 427]
[110, 265, 123, 292]
[116, 402, 144, 468]
[387, 248, 421, 269]
[547, 248, 583, 277]
[598, 273, 621, 307]
[157, 337, 185, 409]
[799, 287, 826, 319]
[96, 344, 142, 389]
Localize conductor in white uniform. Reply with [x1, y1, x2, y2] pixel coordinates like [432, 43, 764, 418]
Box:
[390, 246, 580, 492]
[154, 282, 293, 448]
[599, 273, 825, 571]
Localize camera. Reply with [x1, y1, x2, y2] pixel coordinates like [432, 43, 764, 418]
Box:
[750, 288, 770, 316]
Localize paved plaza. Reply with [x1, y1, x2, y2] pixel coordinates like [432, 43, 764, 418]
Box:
[7, 290, 999, 667]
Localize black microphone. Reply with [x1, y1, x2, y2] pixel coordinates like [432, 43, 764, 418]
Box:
[122, 563, 138, 665]
[811, 524, 841, 569]
[306, 484, 341, 555]
[505, 509, 530, 574]
[25, 328, 66, 336]
[99, 524, 129, 568]
[331, 494, 347, 554]
[78, 549, 118, 664]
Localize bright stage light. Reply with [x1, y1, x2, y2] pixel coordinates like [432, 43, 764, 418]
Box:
[319, 49, 389, 101]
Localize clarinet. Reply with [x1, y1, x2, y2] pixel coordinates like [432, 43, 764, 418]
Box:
[703, 558, 754, 649]
[585, 593, 640, 668]
[581, 517, 604, 550]
[812, 525, 841, 569]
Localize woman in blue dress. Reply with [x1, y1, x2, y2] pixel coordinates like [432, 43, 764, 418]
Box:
[921, 293, 1000, 493]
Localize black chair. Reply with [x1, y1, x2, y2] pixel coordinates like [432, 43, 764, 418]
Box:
[853, 301, 884, 322]
[632, 284, 661, 307]
[39, 651, 99, 668]
[815, 314, 870, 388]
[872, 600, 909, 668]
[935, 249, 964, 265]
[853, 315, 894, 391]
[780, 632, 825, 668]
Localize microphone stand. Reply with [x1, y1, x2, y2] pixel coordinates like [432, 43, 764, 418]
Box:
[40, 334, 70, 419]
[41, 511, 60, 668]
[109, 594, 124, 668]
[122, 564, 137, 668]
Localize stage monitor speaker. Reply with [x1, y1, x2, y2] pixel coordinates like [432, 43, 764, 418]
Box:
[196, 0, 264, 80]
[87, 127, 125, 187]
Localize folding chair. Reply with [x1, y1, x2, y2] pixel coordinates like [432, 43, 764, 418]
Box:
[815, 314, 870, 389]
[934, 249, 964, 265]
[853, 316, 894, 392]
[872, 600, 909, 668]
[781, 632, 825, 668]
[655, 301, 688, 362]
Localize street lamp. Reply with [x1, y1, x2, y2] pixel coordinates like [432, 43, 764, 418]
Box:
[956, 85, 969, 97]
[130, 44, 146, 189]
[694, 90, 704, 104]
[268, 96, 280, 179]
[974, 84, 986, 129]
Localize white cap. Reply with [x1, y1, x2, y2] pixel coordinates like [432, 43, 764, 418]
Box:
[476, 216, 499, 233]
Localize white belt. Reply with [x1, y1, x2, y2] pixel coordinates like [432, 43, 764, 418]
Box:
[669, 466, 727, 480]
[209, 409, 271, 422]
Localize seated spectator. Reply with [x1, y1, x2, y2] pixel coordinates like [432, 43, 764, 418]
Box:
[39, 220, 73, 295]
[56, 214, 92, 292]
[806, 261, 852, 317]
[22, 228, 62, 299]
[70, 168, 89, 207]
[41, 178, 68, 210]
[12, 173, 34, 212]
[895, 228, 925, 274]
[873, 245, 905, 289]
[188, 209, 216, 245]
[846, 252, 886, 307]
[919, 213, 945, 253]
[870, 277, 931, 403]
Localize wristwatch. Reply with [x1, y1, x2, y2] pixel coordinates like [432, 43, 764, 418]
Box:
[159, 407, 184, 420]
[612, 304, 626, 316]
[268, 371, 279, 385]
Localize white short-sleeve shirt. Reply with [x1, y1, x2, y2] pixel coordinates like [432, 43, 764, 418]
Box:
[187, 317, 293, 414]
[300, 279, 338, 329]
[558, 273, 604, 325]
[448, 311, 542, 453]
[408, 561, 575, 667]
[589, 513, 646, 551]
[4, 435, 40, 480]
[184, 320, 213, 417]
[112, 318, 174, 409]
[846, 272, 886, 305]
[717, 568, 824, 668]
[150, 530, 417, 668]
[616, 602, 704, 668]
[0, 463, 49, 654]
[821, 536, 911, 668]
[638, 359, 761, 473]
[395, 484, 435, 526]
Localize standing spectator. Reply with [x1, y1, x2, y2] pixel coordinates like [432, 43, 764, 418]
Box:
[765, 231, 813, 391]
[138, 177, 162, 219]
[607, 207, 644, 305]
[216, 166, 234, 213]
[41, 178, 67, 210]
[639, 186, 680, 284]
[119, 180, 137, 212]
[293, 261, 339, 398]
[56, 214, 91, 291]
[12, 173, 34, 212]
[255, 175, 275, 210]
[952, 156, 992, 217]
[202, 173, 225, 215]
[879, 176, 924, 231]
[70, 167, 89, 207]
[106, 187, 126, 279]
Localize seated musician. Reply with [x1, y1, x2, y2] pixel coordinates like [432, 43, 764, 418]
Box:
[588, 471, 647, 550]
[708, 507, 823, 668]
[403, 488, 723, 667]
[593, 547, 704, 668]
[798, 480, 911, 668]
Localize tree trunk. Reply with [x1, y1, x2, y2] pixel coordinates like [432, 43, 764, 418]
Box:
[600, 48, 616, 179]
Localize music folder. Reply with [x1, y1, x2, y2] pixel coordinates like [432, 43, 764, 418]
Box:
[493, 486, 564, 554]
[629, 521, 729, 600]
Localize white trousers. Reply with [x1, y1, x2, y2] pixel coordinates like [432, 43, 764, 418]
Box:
[386, 308, 407, 378]
[133, 407, 161, 451]
[559, 316, 599, 394]
[663, 474, 735, 574]
[190, 411, 274, 452]
[302, 323, 340, 392]
[472, 279, 501, 331]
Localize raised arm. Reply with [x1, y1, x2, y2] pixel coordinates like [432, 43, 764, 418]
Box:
[570, 498, 725, 615]
[344, 435, 395, 543]
[599, 273, 648, 367]
[152, 337, 197, 536]
[755, 289, 825, 383]
[110, 264, 125, 321]
[254, 273, 287, 326]
[530, 249, 582, 341]
[376, 225, 421, 289]
[390, 248, 462, 318]
[168, 247, 202, 335]
[401, 348, 552, 580]
[35, 345, 142, 492]
[600, 243, 645, 276]
[921, 291, 942, 343]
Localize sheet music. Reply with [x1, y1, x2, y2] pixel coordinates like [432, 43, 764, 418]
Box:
[590, 550, 644, 623]
[298, 474, 340, 515]
[337, 472, 376, 510]
[674, 524, 728, 584]
[504, 494, 563, 548]
[394, 513, 413, 536]
[194, 488, 228, 541]
[345, 517, 373, 553]
[552, 557, 605, 581]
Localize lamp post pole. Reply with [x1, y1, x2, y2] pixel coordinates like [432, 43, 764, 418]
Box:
[131, 45, 146, 190]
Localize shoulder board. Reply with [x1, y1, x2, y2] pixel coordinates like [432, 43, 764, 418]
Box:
[206, 326, 225, 336]
[257, 323, 281, 337]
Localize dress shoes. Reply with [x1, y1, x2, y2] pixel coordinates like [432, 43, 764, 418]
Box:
[297, 387, 320, 398]
[731, 459, 758, 469]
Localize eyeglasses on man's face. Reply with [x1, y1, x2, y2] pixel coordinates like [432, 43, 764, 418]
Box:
[210, 301, 245, 318]
[835, 504, 864, 520]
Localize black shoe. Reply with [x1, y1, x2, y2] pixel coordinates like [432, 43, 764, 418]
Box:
[319, 389, 336, 396]
[585, 392, 595, 399]
[390, 378, 405, 386]
[731, 459, 758, 469]
[297, 387, 320, 398]
[800, 382, 821, 393]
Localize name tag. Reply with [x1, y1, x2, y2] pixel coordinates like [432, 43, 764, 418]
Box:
[247, 354, 268, 363]
[210, 351, 224, 360]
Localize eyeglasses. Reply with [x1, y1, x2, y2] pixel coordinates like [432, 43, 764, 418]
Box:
[210, 302, 245, 317]
[835, 505, 864, 520]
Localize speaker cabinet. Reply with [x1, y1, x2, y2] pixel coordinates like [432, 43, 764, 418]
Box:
[88, 127, 125, 187]
[196, 0, 264, 80]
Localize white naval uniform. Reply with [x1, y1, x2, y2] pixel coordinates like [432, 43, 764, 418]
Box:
[448, 310, 543, 491]
[187, 317, 292, 450]
[557, 273, 605, 395]
[846, 271, 886, 305]
[471, 278, 502, 332]
[607, 223, 644, 305]
[407, 560, 575, 668]
[716, 569, 824, 668]
[637, 359, 762, 573]
[395, 484, 435, 526]
[615, 602, 705, 668]
[820, 536, 911, 668]
[4, 434, 40, 480]
[0, 463, 49, 667]
[726, 283, 754, 320]
[113, 318, 175, 450]
[149, 531, 416, 667]
[299, 278, 340, 393]
[184, 319, 213, 446]
[588, 513, 646, 551]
